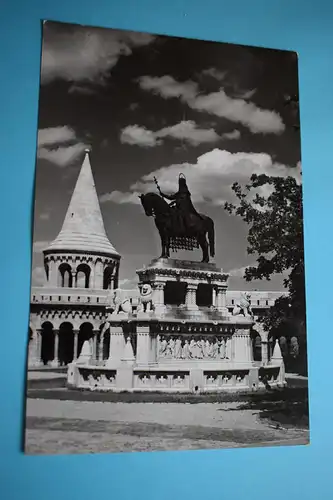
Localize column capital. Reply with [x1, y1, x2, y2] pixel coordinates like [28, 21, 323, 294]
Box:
[186, 282, 198, 290]
[153, 281, 166, 290]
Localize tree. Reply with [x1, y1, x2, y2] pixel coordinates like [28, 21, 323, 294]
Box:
[224, 173, 306, 343]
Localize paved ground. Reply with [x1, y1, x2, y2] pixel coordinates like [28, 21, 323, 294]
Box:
[24, 369, 309, 455]
[24, 398, 309, 455]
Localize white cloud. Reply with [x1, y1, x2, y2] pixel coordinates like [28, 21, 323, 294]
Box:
[138, 75, 197, 101]
[42, 24, 155, 85]
[228, 265, 251, 277]
[104, 148, 301, 206]
[202, 68, 227, 81]
[99, 190, 141, 205]
[38, 143, 86, 167]
[120, 120, 220, 147]
[222, 129, 241, 140]
[118, 277, 139, 290]
[138, 75, 284, 135]
[236, 89, 256, 100]
[157, 121, 220, 146]
[33, 241, 49, 253]
[31, 266, 45, 286]
[191, 90, 284, 134]
[37, 126, 76, 148]
[37, 126, 86, 167]
[120, 125, 160, 147]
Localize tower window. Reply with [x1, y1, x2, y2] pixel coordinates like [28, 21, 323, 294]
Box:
[58, 263, 73, 288]
[76, 263, 91, 289]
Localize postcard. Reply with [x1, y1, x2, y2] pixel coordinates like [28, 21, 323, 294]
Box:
[25, 20, 308, 455]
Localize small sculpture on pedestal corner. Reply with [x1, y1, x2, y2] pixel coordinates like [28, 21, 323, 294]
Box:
[106, 288, 133, 315]
[232, 292, 254, 318]
[137, 283, 154, 313]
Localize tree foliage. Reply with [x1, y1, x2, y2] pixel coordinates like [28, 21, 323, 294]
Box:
[224, 173, 306, 338]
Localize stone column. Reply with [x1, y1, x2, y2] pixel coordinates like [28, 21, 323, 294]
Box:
[28, 329, 43, 367]
[94, 260, 104, 289]
[212, 288, 216, 307]
[136, 324, 151, 365]
[71, 270, 77, 288]
[105, 325, 125, 368]
[216, 285, 228, 315]
[73, 330, 79, 361]
[48, 260, 56, 287]
[51, 330, 59, 367]
[233, 328, 253, 363]
[92, 332, 98, 362]
[185, 283, 198, 310]
[98, 332, 105, 363]
[109, 275, 115, 291]
[153, 282, 166, 314]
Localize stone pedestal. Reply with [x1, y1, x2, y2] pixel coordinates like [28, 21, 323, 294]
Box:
[190, 368, 204, 392]
[233, 327, 253, 363]
[105, 324, 125, 368]
[248, 367, 259, 390]
[121, 337, 135, 365]
[116, 366, 134, 390]
[136, 324, 151, 365]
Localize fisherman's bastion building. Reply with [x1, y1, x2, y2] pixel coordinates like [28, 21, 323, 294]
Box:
[27, 151, 299, 370]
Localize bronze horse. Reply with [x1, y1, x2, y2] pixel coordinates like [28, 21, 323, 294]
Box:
[139, 192, 215, 263]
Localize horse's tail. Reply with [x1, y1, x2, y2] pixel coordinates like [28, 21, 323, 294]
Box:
[207, 218, 215, 258]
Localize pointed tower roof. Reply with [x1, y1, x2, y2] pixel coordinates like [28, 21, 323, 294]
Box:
[44, 149, 119, 257]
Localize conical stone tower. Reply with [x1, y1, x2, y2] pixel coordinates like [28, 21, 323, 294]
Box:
[43, 149, 120, 291]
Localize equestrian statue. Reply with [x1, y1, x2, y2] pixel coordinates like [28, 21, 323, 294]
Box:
[139, 173, 215, 263]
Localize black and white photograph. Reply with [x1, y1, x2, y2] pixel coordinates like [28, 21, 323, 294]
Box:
[25, 20, 309, 455]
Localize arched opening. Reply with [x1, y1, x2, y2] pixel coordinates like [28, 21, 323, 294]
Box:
[59, 322, 74, 365]
[78, 322, 94, 358]
[28, 327, 33, 342]
[103, 266, 114, 290]
[252, 334, 262, 362]
[164, 282, 187, 306]
[41, 322, 54, 365]
[58, 263, 73, 288]
[76, 263, 91, 288]
[196, 284, 213, 307]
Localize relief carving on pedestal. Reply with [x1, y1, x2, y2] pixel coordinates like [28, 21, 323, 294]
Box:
[157, 335, 232, 360]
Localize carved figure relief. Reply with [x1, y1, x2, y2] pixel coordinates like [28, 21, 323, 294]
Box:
[157, 335, 232, 360]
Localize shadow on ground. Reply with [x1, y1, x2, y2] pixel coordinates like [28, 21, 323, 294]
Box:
[220, 387, 309, 429]
[27, 385, 309, 430]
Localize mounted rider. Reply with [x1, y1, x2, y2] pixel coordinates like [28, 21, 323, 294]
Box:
[154, 173, 202, 233]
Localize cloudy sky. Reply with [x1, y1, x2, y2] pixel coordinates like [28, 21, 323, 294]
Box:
[32, 20, 302, 290]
